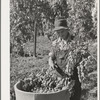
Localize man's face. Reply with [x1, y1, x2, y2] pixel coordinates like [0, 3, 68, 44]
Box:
[56, 29, 69, 40]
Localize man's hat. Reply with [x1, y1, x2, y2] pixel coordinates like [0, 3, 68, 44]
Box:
[53, 19, 68, 31]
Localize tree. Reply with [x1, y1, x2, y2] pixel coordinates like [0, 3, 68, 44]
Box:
[10, 0, 55, 57]
[67, 0, 96, 41]
[50, 0, 71, 19]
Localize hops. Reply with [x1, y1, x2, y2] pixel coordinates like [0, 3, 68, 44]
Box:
[19, 72, 69, 93]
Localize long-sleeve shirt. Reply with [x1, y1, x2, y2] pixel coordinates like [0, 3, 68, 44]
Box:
[49, 37, 88, 82]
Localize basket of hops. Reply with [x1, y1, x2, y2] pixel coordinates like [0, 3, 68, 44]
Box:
[14, 70, 70, 100]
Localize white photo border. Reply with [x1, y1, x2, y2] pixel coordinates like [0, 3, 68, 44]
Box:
[1, 0, 10, 100]
[1, 0, 99, 100]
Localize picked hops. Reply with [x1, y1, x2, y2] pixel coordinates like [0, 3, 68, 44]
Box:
[19, 73, 69, 93]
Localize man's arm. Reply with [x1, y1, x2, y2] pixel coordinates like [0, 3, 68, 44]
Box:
[54, 63, 70, 78]
[48, 51, 56, 69]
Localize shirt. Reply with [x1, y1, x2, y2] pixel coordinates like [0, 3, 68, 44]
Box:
[50, 37, 87, 82]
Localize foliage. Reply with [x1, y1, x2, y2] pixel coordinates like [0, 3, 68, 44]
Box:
[10, 0, 97, 99]
[10, 0, 97, 56]
[10, 0, 71, 56]
[52, 0, 71, 19]
[67, 0, 97, 41]
[10, 0, 55, 55]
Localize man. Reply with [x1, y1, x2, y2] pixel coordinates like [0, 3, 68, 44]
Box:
[48, 18, 83, 100]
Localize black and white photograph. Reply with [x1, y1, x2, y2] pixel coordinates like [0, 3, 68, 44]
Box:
[1, 0, 99, 100]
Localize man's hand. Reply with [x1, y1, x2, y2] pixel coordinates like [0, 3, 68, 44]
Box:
[48, 52, 56, 69]
[67, 80, 75, 91]
[48, 57, 55, 70]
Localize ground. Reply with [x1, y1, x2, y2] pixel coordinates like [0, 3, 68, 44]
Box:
[10, 36, 97, 100]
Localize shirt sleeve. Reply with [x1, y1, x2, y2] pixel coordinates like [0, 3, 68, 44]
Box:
[49, 39, 58, 61]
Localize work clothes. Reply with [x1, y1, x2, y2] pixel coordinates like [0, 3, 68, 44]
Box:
[49, 37, 86, 100]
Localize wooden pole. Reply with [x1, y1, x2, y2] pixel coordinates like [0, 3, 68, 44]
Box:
[34, 20, 37, 57]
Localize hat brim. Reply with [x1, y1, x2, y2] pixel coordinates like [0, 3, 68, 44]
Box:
[53, 27, 68, 32]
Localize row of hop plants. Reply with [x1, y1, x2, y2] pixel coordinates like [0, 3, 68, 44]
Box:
[10, 0, 97, 57]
